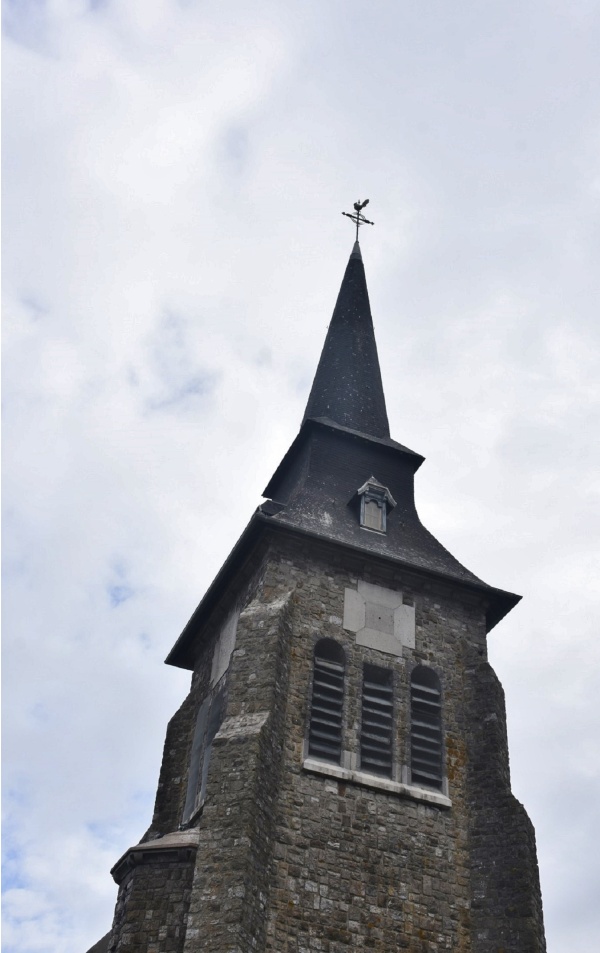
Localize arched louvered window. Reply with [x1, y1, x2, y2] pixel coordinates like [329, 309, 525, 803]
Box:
[361, 664, 393, 777]
[410, 666, 443, 789]
[308, 639, 345, 764]
[182, 683, 227, 825]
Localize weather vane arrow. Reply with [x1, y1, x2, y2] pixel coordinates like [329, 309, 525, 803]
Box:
[342, 199, 374, 242]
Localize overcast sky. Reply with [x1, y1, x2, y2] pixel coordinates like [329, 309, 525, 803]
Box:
[3, 2, 600, 951]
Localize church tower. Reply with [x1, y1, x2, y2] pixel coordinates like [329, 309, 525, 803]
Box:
[104, 237, 546, 953]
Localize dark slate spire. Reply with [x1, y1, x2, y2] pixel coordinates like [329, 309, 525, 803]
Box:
[303, 242, 390, 439]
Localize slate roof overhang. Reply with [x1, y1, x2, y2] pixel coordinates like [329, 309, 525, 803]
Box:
[165, 508, 521, 671]
[263, 416, 424, 501]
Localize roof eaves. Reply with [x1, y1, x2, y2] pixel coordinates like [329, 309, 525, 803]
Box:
[257, 514, 520, 631]
[164, 512, 265, 670]
[166, 508, 521, 670]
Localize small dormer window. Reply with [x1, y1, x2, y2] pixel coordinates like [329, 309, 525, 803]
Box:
[356, 477, 396, 534]
[363, 498, 384, 531]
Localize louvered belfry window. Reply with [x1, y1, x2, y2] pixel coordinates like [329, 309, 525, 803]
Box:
[410, 666, 443, 789]
[181, 683, 227, 825]
[360, 664, 394, 777]
[308, 639, 345, 764]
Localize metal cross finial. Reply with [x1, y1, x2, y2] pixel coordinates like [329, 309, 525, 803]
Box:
[342, 199, 374, 242]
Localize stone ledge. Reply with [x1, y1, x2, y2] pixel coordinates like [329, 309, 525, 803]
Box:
[111, 830, 200, 885]
[215, 710, 270, 742]
[302, 758, 452, 808]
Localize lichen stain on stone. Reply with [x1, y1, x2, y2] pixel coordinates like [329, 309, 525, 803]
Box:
[446, 733, 467, 784]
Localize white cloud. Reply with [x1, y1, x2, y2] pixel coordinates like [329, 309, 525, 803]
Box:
[3, 1, 600, 951]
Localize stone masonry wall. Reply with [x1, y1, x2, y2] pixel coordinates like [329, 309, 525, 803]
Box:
[107, 553, 268, 952]
[219, 532, 544, 952]
[466, 662, 546, 953]
[106, 528, 545, 952]
[262, 537, 477, 953]
[108, 858, 195, 953]
[183, 588, 295, 953]
[146, 551, 268, 840]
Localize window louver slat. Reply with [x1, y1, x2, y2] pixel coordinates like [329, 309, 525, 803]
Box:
[315, 659, 345, 673]
[362, 693, 394, 708]
[362, 755, 392, 769]
[309, 709, 342, 726]
[363, 679, 392, 691]
[411, 683, 441, 697]
[411, 717, 440, 731]
[312, 689, 343, 706]
[412, 742, 440, 757]
[316, 671, 344, 686]
[361, 727, 392, 741]
[309, 741, 340, 757]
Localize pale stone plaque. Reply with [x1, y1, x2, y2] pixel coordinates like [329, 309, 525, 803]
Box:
[343, 581, 415, 657]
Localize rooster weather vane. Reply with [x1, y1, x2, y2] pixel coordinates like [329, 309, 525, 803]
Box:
[342, 199, 374, 242]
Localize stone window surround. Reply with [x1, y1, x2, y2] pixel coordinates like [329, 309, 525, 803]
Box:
[303, 647, 451, 809]
[305, 576, 450, 806]
[302, 757, 451, 808]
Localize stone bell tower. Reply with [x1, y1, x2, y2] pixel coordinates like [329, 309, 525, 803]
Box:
[102, 239, 546, 953]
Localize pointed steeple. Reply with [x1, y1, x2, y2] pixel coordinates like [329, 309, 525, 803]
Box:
[166, 234, 522, 670]
[303, 242, 390, 439]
